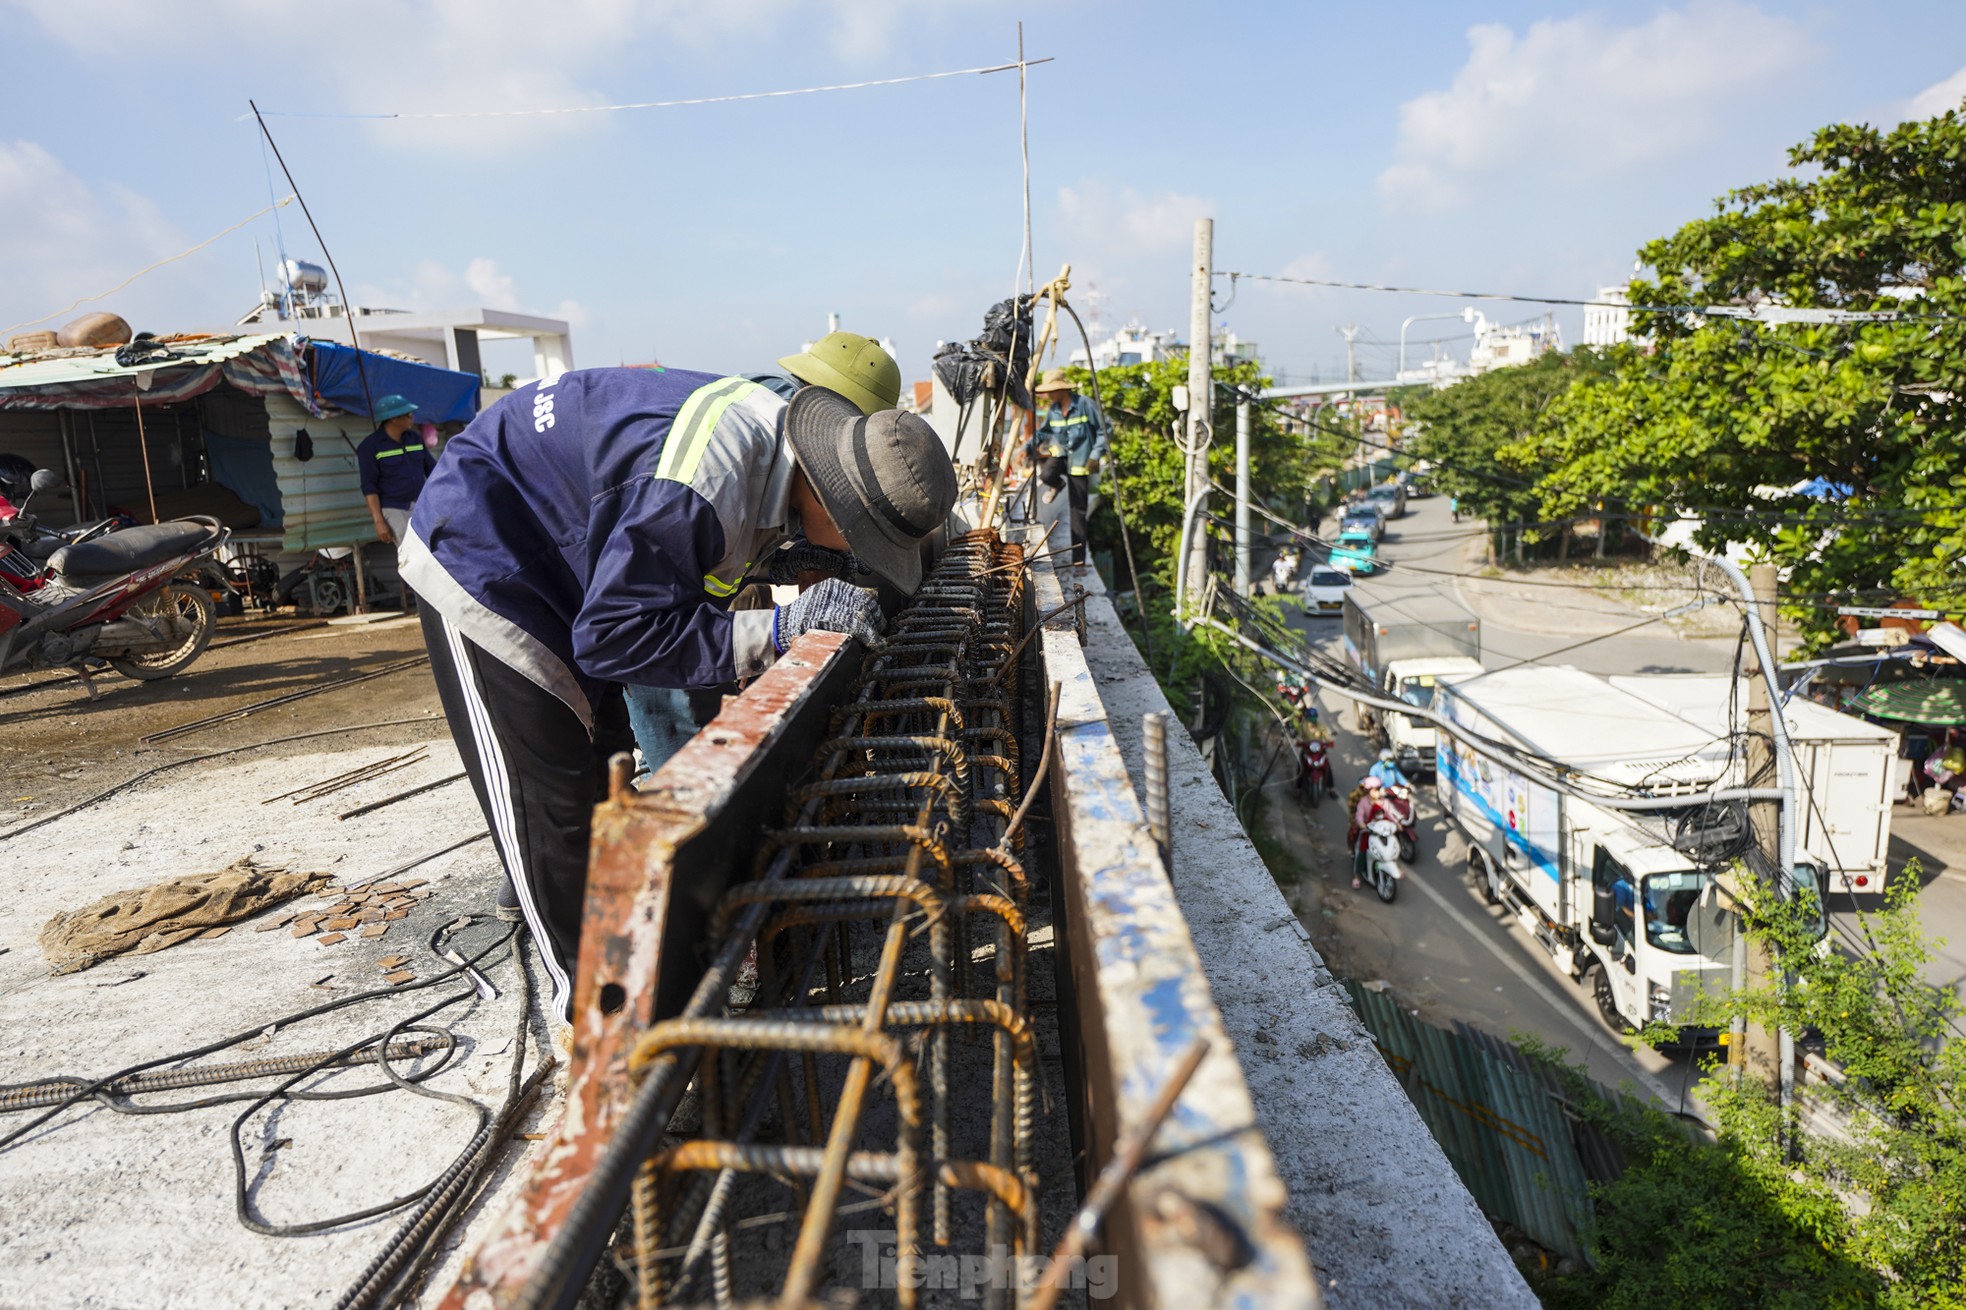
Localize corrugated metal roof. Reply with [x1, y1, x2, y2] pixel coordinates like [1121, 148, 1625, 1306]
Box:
[0, 334, 289, 390]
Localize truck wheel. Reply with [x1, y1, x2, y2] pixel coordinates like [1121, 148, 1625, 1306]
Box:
[1470, 851, 1499, 905]
[1591, 965, 1635, 1035]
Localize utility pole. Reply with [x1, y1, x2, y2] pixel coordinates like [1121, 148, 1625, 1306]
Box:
[1183, 217, 1213, 606]
[1339, 324, 1361, 384]
[1234, 396, 1252, 595]
[1735, 560, 1784, 1096]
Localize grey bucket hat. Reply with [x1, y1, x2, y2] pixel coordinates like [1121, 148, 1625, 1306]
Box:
[784, 386, 956, 594]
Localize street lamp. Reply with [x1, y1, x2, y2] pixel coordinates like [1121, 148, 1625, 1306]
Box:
[1399, 311, 1467, 378]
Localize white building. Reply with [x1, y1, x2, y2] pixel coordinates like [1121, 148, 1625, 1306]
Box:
[1465, 311, 1561, 375]
[1066, 320, 1185, 370]
[1583, 286, 1631, 348]
[224, 258, 575, 384]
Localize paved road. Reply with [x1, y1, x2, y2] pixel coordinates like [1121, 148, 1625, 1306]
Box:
[1272, 494, 1738, 1108]
[1270, 491, 1966, 1105]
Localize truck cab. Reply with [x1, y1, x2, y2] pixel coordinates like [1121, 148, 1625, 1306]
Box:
[1380, 658, 1483, 776]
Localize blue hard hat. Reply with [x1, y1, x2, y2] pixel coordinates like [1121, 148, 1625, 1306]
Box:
[374, 394, 417, 421]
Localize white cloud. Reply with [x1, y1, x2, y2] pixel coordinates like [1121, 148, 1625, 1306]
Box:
[1902, 65, 1966, 121]
[359, 257, 579, 326]
[5, 0, 943, 151]
[1055, 182, 1215, 258]
[0, 140, 219, 336]
[1378, 2, 1811, 211]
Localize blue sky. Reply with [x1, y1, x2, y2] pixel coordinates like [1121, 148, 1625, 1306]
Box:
[3, 1, 1963, 387]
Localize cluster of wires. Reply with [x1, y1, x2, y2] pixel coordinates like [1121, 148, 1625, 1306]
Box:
[0, 915, 550, 1310]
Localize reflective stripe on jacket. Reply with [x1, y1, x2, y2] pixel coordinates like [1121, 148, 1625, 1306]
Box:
[400, 367, 793, 725]
[1022, 394, 1108, 475]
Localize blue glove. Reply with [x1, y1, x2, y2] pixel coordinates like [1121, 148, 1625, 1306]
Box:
[772, 577, 887, 653]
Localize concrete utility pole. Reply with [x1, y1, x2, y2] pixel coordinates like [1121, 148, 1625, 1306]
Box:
[1235, 397, 1252, 595]
[1184, 217, 1213, 606]
[1339, 324, 1361, 384]
[1735, 560, 1785, 1094]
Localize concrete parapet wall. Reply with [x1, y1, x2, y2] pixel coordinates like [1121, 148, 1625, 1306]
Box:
[1054, 563, 1535, 1310]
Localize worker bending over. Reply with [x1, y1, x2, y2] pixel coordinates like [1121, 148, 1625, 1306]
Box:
[399, 356, 957, 1018]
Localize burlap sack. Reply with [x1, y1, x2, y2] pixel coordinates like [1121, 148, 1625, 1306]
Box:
[39, 856, 328, 974]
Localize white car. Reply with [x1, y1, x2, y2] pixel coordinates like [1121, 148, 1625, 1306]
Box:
[1303, 567, 1353, 615]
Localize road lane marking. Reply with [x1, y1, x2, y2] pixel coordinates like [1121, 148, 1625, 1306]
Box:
[1399, 857, 1693, 1114]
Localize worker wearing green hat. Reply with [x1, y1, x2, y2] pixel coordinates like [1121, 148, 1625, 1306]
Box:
[358, 392, 436, 548]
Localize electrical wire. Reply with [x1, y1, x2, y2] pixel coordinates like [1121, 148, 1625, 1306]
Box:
[0, 195, 297, 339]
[254, 58, 1054, 120]
[1220, 269, 1966, 324]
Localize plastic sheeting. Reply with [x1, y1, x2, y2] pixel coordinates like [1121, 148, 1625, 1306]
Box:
[309, 341, 479, 424]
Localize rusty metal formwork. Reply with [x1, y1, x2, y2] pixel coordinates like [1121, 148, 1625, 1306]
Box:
[445, 531, 1044, 1308]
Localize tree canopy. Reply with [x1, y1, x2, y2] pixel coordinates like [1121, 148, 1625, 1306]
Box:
[1404, 104, 1966, 643]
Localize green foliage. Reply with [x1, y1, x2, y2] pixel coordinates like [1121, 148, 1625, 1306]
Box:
[1522, 107, 1966, 645]
[1514, 1036, 1880, 1310]
[1396, 350, 1617, 534]
[1071, 355, 1342, 579]
[1660, 865, 1966, 1308]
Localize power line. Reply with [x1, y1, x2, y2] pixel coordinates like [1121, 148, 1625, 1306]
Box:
[1221, 270, 1966, 325]
[253, 58, 1051, 120]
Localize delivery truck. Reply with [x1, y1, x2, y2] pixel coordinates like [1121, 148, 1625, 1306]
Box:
[1607, 676, 1897, 895]
[1435, 667, 1827, 1035]
[1343, 591, 1483, 776]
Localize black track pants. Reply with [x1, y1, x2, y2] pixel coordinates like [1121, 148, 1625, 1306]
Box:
[419, 606, 632, 1018]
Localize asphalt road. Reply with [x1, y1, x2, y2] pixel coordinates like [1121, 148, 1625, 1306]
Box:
[1270, 491, 1966, 1109]
[1272, 492, 1740, 1110]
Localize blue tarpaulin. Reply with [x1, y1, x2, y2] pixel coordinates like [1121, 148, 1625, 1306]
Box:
[308, 340, 479, 424]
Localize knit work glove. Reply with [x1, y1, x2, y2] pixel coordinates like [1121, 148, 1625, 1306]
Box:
[757, 542, 858, 585]
[773, 577, 887, 653]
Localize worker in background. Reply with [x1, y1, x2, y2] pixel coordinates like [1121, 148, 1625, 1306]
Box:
[1022, 368, 1108, 569]
[620, 331, 905, 776]
[398, 359, 956, 1022]
[357, 394, 436, 547]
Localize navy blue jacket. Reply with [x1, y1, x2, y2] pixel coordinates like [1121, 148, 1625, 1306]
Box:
[399, 368, 793, 724]
[356, 427, 436, 509]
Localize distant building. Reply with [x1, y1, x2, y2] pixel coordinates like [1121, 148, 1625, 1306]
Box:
[1066, 320, 1185, 370]
[1465, 311, 1560, 375]
[1583, 286, 1631, 348]
[227, 259, 574, 384]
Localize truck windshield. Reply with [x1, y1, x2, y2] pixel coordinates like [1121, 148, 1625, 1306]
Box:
[1641, 872, 1734, 959]
[1397, 675, 1435, 708]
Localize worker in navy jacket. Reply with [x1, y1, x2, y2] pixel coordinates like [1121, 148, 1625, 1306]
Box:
[356, 393, 436, 546]
[399, 344, 955, 1017]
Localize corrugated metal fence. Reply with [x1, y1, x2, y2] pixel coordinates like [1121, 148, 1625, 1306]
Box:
[1344, 980, 1694, 1264]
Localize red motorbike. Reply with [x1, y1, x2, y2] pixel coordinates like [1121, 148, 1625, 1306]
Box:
[1296, 736, 1334, 804]
[0, 469, 227, 684]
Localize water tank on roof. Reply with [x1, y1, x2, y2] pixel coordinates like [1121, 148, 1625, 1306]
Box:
[283, 259, 329, 295]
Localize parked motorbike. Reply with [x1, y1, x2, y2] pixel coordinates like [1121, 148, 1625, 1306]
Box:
[0, 470, 228, 684]
[1296, 736, 1334, 804]
[1360, 816, 1404, 903]
[1381, 782, 1420, 863]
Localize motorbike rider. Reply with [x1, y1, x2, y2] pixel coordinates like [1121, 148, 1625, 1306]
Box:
[1348, 775, 1391, 889]
[1369, 748, 1410, 789]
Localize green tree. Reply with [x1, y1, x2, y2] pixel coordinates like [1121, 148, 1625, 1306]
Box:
[1526, 106, 1966, 644]
[1666, 867, 1966, 1308]
[1395, 349, 1616, 555]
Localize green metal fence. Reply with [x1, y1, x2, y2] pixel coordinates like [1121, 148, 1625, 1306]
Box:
[1346, 981, 1602, 1261]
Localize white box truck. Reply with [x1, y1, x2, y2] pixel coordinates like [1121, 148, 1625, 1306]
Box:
[1343, 592, 1483, 776]
[1608, 676, 1897, 895]
[1435, 667, 1827, 1035]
